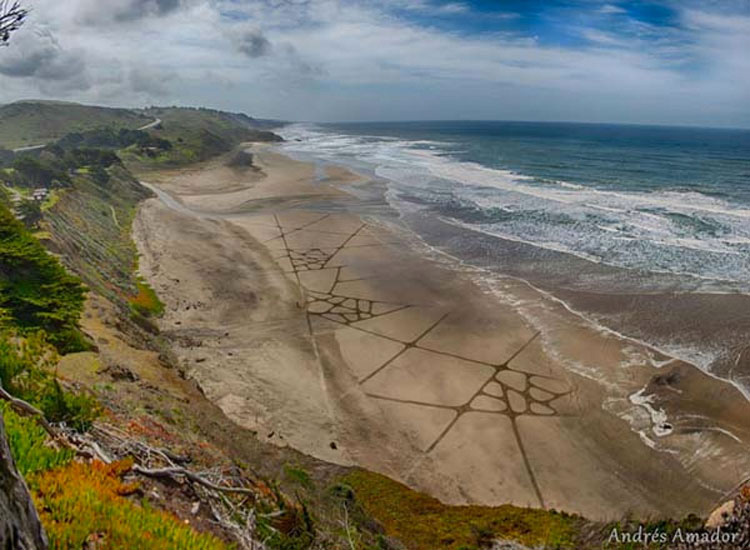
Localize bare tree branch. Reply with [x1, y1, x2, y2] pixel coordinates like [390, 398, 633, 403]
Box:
[0, 1, 28, 46]
[132, 465, 260, 497]
[0, 383, 76, 450]
[1, 383, 271, 549]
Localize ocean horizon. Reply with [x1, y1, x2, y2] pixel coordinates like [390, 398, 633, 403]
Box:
[314, 119, 750, 132]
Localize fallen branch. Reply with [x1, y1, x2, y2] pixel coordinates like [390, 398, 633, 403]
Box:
[91, 424, 190, 466]
[133, 465, 258, 497]
[75, 428, 257, 498]
[0, 384, 75, 450]
[0, 390, 268, 548]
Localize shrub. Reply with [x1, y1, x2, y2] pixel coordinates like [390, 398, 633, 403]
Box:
[1, 403, 75, 477]
[129, 279, 164, 318]
[89, 164, 111, 186]
[56, 128, 172, 151]
[64, 148, 121, 170]
[17, 198, 43, 228]
[283, 464, 313, 490]
[33, 460, 233, 550]
[11, 155, 71, 188]
[0, 332, 99, 431]
[34, 377, 99, 432]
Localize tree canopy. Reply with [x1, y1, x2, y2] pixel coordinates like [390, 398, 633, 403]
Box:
[0, 204, 86, 352]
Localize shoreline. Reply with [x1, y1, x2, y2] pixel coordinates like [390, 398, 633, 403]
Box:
[278, 129, 750, 398]
[289, 144, 750, 407]
[397, 206, 750, 404]
[132, 143, 750, 520]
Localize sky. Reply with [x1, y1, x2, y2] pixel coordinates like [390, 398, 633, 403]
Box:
[0, 0, 748, 127]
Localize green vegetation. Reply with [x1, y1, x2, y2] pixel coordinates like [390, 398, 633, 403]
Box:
[0, 135, 155, 320]
[57, 127, 172, 152]
[256, 495, 315, 550]
[44, 163, 152, 305]
[16, 198, 42, 228]
[121, 106, 281, 168]
[0, 148, 13, 165]
[41, 189, 62, 212]
[0, 103, 281, 175]
[0, 204, 87, 352]
[33, 460, 233, 550]
[0, 102, 298, 550]
[0, 101, 152, 149]
[0, 147, 121, 189]
[130, 277, 165, 317]
[0, 193, 97, 428]
[0, 183, 10, 208]
[0, 332, 99, 431]
[284, 464, 314, 490]
[6, 154, 72, 188]
[1, 403, 75, 477]
[342, 470, 579, 550]
[59, 147, 121, 170]
[3, 397, 233, 550]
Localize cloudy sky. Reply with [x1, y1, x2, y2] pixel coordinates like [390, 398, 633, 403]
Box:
[0, 0, 748, 127]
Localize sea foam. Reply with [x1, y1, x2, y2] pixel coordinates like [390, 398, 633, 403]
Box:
[280, 123, 750, 291]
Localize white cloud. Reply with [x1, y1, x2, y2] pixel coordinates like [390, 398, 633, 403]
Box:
[0, 0, 747, 126]
[599, 4, 627, 15]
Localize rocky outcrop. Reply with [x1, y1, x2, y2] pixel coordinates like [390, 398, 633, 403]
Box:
[0, 409, 48, 550]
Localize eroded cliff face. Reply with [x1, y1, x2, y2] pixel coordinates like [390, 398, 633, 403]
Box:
[0, 410, 48, 550]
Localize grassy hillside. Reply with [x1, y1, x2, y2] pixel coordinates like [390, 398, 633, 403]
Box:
[120, 106, 282, 168]
[44, 165, 151, 304]
[0, 101, 152, 149]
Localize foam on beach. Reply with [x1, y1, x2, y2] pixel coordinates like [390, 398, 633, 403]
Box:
[280, 123, 750, 291]
[279, 122, 750, 400]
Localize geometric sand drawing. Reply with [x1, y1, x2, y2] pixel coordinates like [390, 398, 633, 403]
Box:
[271, 211, 575, 508]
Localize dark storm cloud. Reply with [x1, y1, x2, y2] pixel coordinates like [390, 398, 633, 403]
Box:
[0, 27, 87, 84]
[74, 0, 187, 25]
[235, 28, 272, 58]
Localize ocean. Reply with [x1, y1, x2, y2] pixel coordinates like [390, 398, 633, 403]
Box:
[278, 121, 750, 392]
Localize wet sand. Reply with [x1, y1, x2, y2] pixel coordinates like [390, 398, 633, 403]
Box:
[132, 145, 750, 520]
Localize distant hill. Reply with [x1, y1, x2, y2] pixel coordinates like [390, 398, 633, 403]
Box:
[0, 101, 283, 154]
[0, 101, 153, 150]
[142, 105, 282, 138]
[132, 106, 282, 165]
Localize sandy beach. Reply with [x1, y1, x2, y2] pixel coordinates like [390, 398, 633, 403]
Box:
[132, 145, 750, 521]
